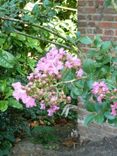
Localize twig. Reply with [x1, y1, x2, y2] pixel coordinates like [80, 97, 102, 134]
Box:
[14, 30, 72, 49]
[53, 79, 78, 87]
[0, 16, 68, 42]
[37, 2, 77, 12]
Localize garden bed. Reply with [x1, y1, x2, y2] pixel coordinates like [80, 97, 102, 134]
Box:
[10, 124, 117, 156]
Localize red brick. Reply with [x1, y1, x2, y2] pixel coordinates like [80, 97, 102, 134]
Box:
[88, 1, 94, 6]
[99, 22, 117, 29]
[114, 16, 117, 21]
[104, 30, 115, 36]
[79, 21, 87, 27]
[87, 21, 96, 27]
[93, 15, 102, 21]
[95, 28, 103, 34]
[78, 15, 86, 20]
[87, 15, 92, 20]
[79, 7, 96, 14]
[103, 15, 115, 21]
[113, 37, 117, 41]
[78, 1, 86, 6]
[103, 8, 116, 14]
[78, 28, 86, 34]
[102, 36, 113, 41]
[86, 28, 95, 34]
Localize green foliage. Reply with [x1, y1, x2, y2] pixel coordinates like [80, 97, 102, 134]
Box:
[0, 0, 77, 154]
[0, 49, 16, 68]
[31, 126, 58, 144]
[104, 0, 112, 7]
[79, 36, 93, 45]
[81, 35, 117, 126]
[0, 0, 77, 112]
[0, 109, 31, 156]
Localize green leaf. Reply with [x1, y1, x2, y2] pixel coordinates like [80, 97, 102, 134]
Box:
[83, 59, 96, 73]
[104, 0, 112, 7]
[70, 85, 81, 99]
[84, 113, 96, 126]
[0, 80, 7, 92]
[95, 114, 105, 124]
[62, 69, 75, 81]
[86, 102, 95, 112]
[8, 98, 23, 109]
[87, 80, 94, 89]
[104, 112, 115, 120]
[0, 38, 5, 46]
[94, 36, 102, 47]
[32, 4, 40, 17]
[87, 50, 97, 58]
[0, 100, 8, 112]
[0, 49, 15, 68]
[101, 41, 112, 51]
[79, 36, 93, 45]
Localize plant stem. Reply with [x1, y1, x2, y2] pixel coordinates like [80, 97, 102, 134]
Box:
[14, 30, 72, 49]
[53, 79, 78, 87]
[0, 16, 68, 42]
[53, 76, 87, 87]
[37, 2, 77, 11]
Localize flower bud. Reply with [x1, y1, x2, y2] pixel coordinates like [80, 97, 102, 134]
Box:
[66, 96, 71, 103]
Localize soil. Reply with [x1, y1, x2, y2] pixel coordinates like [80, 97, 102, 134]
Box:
[10, 123, 117, 156]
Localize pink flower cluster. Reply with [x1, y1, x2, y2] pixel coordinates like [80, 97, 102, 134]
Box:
[12, 47, 82, 116]
[92, 81, 109, 103]
[92, 82, 117, 117]
[12, 82, 36, 108]
[28, 47, 83, 80]
[111, 102, 117, 116]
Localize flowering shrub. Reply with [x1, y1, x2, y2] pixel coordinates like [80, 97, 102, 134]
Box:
[12, 47, 84, 116]
[92, 81, 117, 116]
[92, 81, 109, 103]
[83, 80, 117, 125]
[12, 36, 117, 126]
[82, 36, 117, 126]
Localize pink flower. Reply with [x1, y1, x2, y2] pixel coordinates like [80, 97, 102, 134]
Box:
[47, 105, 59, 116]
[66, 54, 81, 68]
[12, 82, 26, 101]
[12, 82, 22, 89]
[111, 102, 117, 116]
[52, 105, 59, 111]
[72, 58, 81, 67]
[40, 103, 46, 110]
[92, 81, 109, 103]
[12, 82, 36, 108]
[21, 95, 36, 108]
[65, 61, 73, 68]
[50, 96, 58, 103]
[36, 47, 64, 76]
[76, 68, 84, 78]
[47, 108, 54, 116]
[13, 89, 26, 101]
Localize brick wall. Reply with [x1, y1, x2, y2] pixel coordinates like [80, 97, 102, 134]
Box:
[78, 0, 117, 41]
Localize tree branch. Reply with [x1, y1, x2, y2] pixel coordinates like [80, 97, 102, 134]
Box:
[14, 30, 72, 50]
[52, 78, 87, 87]
[0, 16, 68, 42]
[37, 2, 77, 12]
